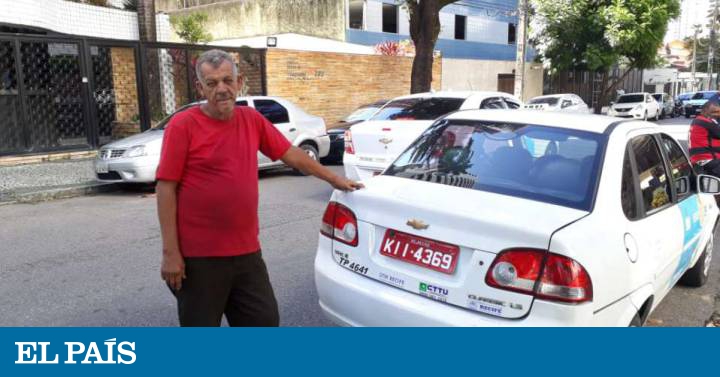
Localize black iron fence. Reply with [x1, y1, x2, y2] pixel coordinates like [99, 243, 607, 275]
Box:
[0, 33, 266, 156]
[543, 68, 644, 110]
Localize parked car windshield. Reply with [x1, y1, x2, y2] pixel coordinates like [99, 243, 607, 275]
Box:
[617, 94, 644, 104]
[370, 97, 465, 121]
[692, 91, 718, 100]
[528, 97, 560, 106]
[677, 93, 692, 101]
[384, 119, 606, 211]
[344, 105, 384, 122]
[151, 104, 197, 131]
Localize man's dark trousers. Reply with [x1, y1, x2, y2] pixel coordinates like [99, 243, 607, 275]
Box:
[170, 251, 279, 327]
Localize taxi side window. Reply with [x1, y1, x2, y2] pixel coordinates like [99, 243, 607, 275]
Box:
[660, 134, 693, 201]
[631, 135, 672, 214]
[621, 147, 638, 220]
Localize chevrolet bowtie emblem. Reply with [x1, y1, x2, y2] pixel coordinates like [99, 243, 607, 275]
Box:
[379, 138, 393, 145]
[406, 219, 429, 230]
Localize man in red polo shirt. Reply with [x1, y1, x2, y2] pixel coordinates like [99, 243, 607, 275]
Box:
[156, 49, 362, 327]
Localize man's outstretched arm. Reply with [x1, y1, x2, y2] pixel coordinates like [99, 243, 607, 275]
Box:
[280, 146, 364, 192]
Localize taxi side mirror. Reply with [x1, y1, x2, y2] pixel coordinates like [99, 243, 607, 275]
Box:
[698, 174, 720, 194]
[675, 176, 690, 195]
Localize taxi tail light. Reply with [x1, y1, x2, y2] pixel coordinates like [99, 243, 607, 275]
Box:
[344, 130, 355, 154]
[320, 201, 358, 247]
[485, 249, 592, 304]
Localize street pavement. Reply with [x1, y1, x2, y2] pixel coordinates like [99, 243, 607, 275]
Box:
[0, 116, 718, 326]
[0, 167, 338, 327]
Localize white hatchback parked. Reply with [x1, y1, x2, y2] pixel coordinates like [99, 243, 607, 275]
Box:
[315, 110, 718, 326]
[343, 91, 522, 181]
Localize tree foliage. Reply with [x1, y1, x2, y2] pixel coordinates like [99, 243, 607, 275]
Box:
[684, 36, 718, 73]
[531, 0, 680, 111]
[170, 13, 213, 44]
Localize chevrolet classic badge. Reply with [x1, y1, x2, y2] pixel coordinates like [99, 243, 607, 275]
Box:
[379, 138, 393, 144]
[407, 219, 429, 230]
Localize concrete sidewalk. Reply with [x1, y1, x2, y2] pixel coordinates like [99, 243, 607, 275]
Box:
[0, 159, 119, 205]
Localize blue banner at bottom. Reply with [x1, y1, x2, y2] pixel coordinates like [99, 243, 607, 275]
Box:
[1, 328, 716, 376]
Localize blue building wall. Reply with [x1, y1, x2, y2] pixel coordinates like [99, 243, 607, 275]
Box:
[346, 29, 535, 62]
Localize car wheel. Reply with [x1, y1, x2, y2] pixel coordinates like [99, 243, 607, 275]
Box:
[294, 143, 320, 176]
[629, 313, 643, 327]
[679, 233, 713, 287]
[654, 109, 661, 121]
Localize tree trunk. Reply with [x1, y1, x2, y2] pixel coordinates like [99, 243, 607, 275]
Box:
[596, 68, 634, 114]
[411, 42, 434, 93]
[408, 0, 446, 94]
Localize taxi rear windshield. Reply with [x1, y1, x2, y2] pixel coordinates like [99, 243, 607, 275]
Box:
[370, 98, 465, 121]
[384, 120, 607, 211]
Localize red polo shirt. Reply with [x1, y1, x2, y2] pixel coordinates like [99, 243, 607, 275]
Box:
[156, 106, 292, 258]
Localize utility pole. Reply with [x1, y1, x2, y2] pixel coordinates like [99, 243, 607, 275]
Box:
[513, 0, 528, 101]
[693, 24, 701, 91]
[709, 1, 718, 90]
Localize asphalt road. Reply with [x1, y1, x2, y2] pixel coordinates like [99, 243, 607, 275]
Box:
[0, 116, 717, 327]
[0, 167, 338, 327]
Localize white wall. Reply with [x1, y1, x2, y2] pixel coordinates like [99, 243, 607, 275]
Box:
[442, 58, 543, 101]
[438, 12, 455, 40]
[214, 33, 376, 55]
[0, 0, 173, 41]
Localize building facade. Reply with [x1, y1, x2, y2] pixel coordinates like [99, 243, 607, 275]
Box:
[156, 0, 543, 98]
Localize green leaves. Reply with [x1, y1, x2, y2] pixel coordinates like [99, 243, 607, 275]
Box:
[531, 0, 680, 72]
[170, 13, 213, 44]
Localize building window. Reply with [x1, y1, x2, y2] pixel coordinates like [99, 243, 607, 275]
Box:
[348, 0, 364, 30]
[383, 3, 398, 33]
[508, 23, 516, 44]
[455, 15, 466, 40]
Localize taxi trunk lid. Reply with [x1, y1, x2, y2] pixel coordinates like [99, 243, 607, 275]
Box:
[331, 176, 589, 319]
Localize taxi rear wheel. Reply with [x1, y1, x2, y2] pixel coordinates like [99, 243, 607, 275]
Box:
[679, 235, 713, 287]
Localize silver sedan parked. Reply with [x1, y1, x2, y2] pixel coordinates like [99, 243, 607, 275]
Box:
[94, 96, 331, 182]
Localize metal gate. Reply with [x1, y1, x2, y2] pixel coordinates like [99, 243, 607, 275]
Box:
[0, 33, 267, 157]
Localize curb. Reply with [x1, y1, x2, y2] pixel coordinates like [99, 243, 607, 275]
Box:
[0, 182, 121, 206]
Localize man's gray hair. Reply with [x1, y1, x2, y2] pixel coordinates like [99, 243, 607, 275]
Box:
[195, 49, 238, 83]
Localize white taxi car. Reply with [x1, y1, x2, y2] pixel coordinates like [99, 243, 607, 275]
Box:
[315, 110, 718, 326]
[343, 91, 522, 181]
[94, 96, 330, 182]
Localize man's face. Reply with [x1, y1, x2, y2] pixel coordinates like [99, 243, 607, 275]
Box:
[196, 60, 240, 117]
[709, 104, 720, 120]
